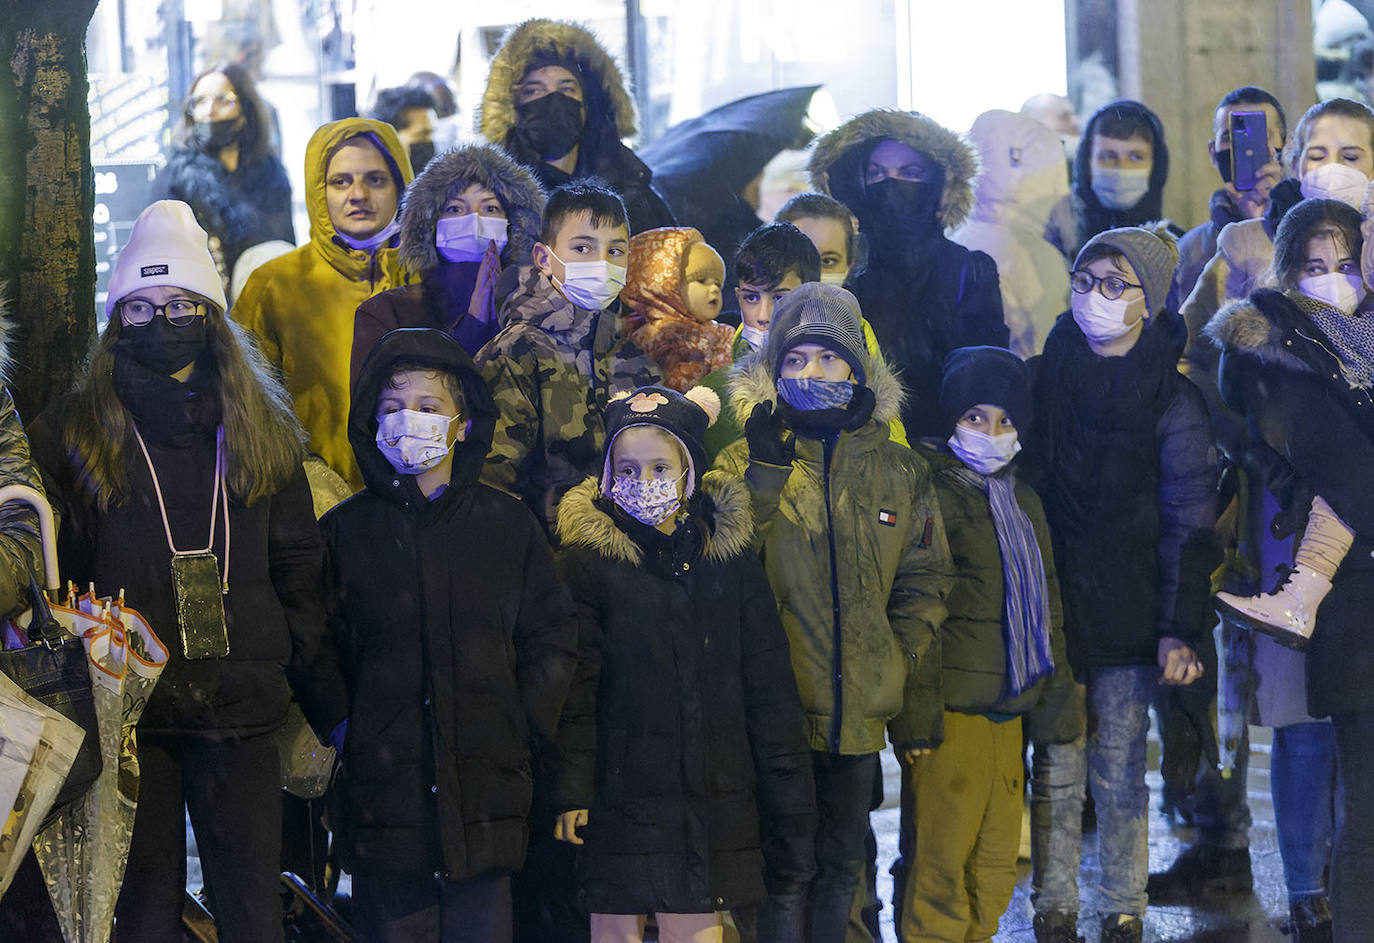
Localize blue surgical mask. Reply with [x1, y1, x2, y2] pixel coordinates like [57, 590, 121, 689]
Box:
[777, 377, 855, 412]
[1091, 166, 1151, 211]
[436, 214, 508, 262]
[948, 425, 1021, 475]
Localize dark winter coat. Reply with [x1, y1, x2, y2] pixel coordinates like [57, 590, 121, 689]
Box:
[892, 448, 1081, 748]
[1027, 308, 1219, 673]
[28, 359, 347, 740]
[553, 472, 816, 913]
[1071, 100, 1172, 253]
[1206, 289, 1374, 718]
[808, 109, 1009, 437]
[478, 19, 674, 234]
[351, 146, 546, 381]
[152, 147, 295, 288]
[323, 328, 578, 879]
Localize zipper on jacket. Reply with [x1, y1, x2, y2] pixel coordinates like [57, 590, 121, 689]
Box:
[822, 433, 843, 755]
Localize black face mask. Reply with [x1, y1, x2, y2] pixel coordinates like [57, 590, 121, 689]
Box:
[114, 316, 209, 376]
[858, 178, 943, 247]
[1213, 149, 1233, 185]
[409, 140, 436, 173]
[193, 118, 242, 152]
[510, 92, 584, 161]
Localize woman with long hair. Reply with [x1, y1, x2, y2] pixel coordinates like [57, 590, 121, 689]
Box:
[27, 201, 346, 942]
[153, 63, 295, 295]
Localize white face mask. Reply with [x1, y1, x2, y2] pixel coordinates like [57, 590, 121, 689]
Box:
[1091, 166, 1151, 210]
[547, 250, 627, 311]
[1300, 163, 1370, 208]
[1072, 289, 1140, 345]
[338, 218, 401, 253]
[948, 425, 1021, 476]
[435, 214, 508, 263]
[819, 271, 848, 286]
[1299, 271, 1366, 315]
[740, 324, 769, 349]
[375, 409, 458, 474]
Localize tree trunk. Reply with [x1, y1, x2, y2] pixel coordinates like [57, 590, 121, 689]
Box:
[0, 0, 99, 425]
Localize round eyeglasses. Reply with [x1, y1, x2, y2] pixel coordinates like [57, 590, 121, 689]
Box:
[1070, 271, 1143, 301]
[186, 93, 239, 115]
[119, 299, 206, 327]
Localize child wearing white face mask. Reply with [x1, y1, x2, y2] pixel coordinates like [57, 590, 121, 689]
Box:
[894, 346, 1078, 942]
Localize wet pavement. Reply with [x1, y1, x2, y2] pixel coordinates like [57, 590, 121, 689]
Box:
[871, 726, 1293, 942]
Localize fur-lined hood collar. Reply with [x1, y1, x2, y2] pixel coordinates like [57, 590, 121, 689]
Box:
[555, 470, 753, 565]
[725, 346, 905, 432]
[1204, 290, 1319, 375]
[808, 109, 978, 230]
[479, 19, 637, 145]
[398, 145, 546, 278]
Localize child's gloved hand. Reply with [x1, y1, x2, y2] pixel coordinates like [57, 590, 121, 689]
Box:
[746, 402, 795, 467]
[555, 808, 589, 845]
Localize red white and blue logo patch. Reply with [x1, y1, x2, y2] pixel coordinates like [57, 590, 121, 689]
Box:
[878, 508, 897, 527]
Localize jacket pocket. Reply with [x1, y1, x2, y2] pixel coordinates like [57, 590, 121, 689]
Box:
[866, 633, 909, 722]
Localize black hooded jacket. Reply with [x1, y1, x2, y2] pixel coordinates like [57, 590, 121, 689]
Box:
[323, 328, 578, 879]
[1072, 100, 1173, 253]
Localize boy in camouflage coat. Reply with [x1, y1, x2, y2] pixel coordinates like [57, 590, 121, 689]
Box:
[477, 180, 661, 534]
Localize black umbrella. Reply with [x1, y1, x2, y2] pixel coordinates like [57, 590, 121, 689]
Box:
[640, 86, 820, 263]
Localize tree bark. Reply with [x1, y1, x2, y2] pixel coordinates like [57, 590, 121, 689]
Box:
[0, 0, 99, 425]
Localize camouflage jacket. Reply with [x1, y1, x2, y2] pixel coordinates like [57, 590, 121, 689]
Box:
[476, 268, 661, 534]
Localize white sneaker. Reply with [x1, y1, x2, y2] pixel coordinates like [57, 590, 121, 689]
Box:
[1214, 566, 1332, 651]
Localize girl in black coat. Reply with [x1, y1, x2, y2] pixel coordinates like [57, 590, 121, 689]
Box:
[1206, 198, 1374, 939]
[28, 201, 347, 943]
[552, 386, 815, 943]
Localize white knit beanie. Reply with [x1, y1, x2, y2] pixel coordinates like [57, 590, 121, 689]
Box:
[106, 200, 227, 318]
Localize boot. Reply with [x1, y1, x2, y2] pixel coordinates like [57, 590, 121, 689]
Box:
[1099, 913, 1142, 943]
[1289, 895, 1333, 943]
[1214, 496, 1352, 650]
[1032, 911, 1083, 943]
[1146, 844, 1252, 903]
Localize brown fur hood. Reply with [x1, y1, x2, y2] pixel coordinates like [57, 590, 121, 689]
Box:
[398, 144, 546, 278]
[555, 470, 753, 565]
[1204, 293, 1317, 376]
[724, 345, 905, 432]
[478, 19, 638, 145]
[808, 109, 979, 230]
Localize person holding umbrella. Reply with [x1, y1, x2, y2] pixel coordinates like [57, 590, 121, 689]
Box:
[27, 201, 348, 942]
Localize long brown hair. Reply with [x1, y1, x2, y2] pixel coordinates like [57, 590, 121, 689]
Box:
[63, 305, 306, 509]
[173, 63, 273, 164]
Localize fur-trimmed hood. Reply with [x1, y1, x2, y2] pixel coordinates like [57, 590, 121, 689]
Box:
[807, 109, 979, 230]
[478, 18, 638, 145]
[1205, 290, 1319, 375]
[398, 144, 546, 278]
[724, 345, 905, 432]
[555, 470, 753, 565]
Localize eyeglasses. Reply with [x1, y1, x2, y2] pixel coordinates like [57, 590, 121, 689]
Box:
[1070, 270, 1143, 300]
[119, 299, 206, 327]
[186, 93, 239, 114]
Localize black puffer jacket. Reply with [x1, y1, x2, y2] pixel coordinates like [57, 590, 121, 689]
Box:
[1207, 289, 1374, 718]
[1028, 308, 1219, 673]
[323, 328, 578, 879]
[152, 148, 295, 286]
[553, 473, 816, 913]
[28, 358, 346, 739]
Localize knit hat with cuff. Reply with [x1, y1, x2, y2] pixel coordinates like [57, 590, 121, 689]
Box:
[765, 282, 868, 384]
[939, 346, 1032, 434]
[1073, 223, 1179, 317]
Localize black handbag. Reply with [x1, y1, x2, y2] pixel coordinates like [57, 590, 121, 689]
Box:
[0, 571, 102, 810]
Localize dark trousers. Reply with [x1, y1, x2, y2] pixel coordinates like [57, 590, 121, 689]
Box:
[352, 870, 512, 943]
[512, 806, 588, 943]
[115, 732, 283, 943]
[1331, 710, 1374, 938]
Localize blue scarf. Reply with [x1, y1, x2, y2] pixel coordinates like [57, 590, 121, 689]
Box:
[953, 465, 1054, 697]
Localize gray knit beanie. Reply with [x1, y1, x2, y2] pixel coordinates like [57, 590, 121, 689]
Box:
[1073, 224, 1179, 316]
[766, 282, 869, 384]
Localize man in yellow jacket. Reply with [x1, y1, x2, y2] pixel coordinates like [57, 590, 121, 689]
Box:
[234, 118, 414, 490]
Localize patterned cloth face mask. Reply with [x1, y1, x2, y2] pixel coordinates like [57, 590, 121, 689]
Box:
[375, 409, 457, 474]
[609, 471, 686, 526]
[777, 377, 855, 411]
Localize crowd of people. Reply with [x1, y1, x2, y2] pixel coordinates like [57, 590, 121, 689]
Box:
[0, 13, 1372, 943]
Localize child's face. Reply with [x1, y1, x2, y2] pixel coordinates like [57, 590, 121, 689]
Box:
[790, 215, 851, 280]
[778, 344, 854, 383]
[736, 271, 802, 331]
[376, 369, 467, 445]
[534, 211, 629, 283]
[682, 243, 725, 323]
[957, 404, 1017, 437]
[610, 426, 686, 496]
